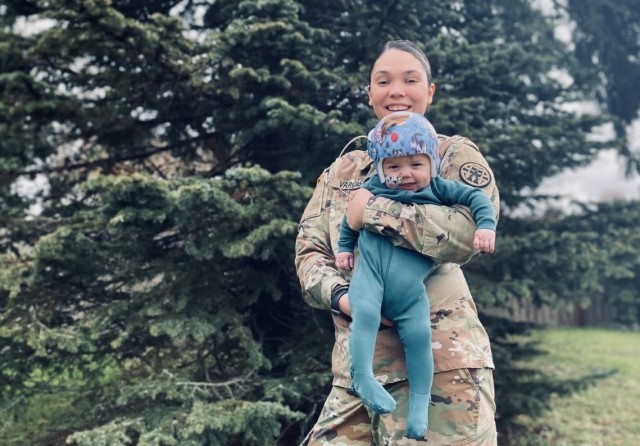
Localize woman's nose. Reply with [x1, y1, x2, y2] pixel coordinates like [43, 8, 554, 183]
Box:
[388, 81, 406, 98]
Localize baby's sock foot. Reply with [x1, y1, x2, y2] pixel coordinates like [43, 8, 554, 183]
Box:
[405, 391, 431, 439]
[351, 371, 396, 414]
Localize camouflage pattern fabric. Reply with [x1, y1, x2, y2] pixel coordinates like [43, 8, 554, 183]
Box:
[295, 135, 500, 442]
[302, 368, 497, 445]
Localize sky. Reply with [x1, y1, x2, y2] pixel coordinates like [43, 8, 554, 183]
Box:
[536, 149, 640, 203]
[534, 120, 640, 205]
[528, 0, 640, 206]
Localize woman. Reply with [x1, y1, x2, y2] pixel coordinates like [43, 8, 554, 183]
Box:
[295, 40, 500, 445]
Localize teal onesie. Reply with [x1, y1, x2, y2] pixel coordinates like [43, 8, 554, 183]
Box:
[338, 174, 496, 439]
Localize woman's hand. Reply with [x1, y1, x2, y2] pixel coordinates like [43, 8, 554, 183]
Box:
[335, 252, 354, 270]
[346, 188, 374, 231]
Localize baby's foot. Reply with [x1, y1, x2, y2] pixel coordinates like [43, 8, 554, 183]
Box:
[351, 371, 396, 414]
[405, 391, 430, 439]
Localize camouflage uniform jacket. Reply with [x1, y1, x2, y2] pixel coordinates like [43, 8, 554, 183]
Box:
[295, 135, 500, 388]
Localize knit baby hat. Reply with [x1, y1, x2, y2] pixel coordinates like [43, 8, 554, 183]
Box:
[367, 111, 440, 185]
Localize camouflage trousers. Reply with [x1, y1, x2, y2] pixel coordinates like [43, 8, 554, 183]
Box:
[302, 368, 497, 446]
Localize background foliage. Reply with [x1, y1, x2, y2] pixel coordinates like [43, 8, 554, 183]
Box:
[1, 0, 638, 444]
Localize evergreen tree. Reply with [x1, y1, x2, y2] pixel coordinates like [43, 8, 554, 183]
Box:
[0, 0, 637, 444]
[564, 0, 640, 129]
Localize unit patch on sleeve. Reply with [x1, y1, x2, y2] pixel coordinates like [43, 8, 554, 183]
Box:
[459, 162, 491, 187]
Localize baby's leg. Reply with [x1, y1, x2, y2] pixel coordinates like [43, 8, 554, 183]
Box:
[392, 291, 433, 439]
[348, 235, 396, 413]
[349, 277, 396, 412]
[383, 251, 434, 439]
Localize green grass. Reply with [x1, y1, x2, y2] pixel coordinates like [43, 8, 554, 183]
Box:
[516, 328, 640, 446]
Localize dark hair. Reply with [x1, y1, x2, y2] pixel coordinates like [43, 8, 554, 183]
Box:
[373, 40, 433, 85]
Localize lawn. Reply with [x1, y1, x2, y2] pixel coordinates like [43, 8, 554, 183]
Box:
[514, 328, 640, 446]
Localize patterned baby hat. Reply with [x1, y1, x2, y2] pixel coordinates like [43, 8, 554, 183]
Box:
[367, 111, 439, 185]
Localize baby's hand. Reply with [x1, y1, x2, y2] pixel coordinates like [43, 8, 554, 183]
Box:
[473, 229, 496, 253]
[335, 252, 354, 270]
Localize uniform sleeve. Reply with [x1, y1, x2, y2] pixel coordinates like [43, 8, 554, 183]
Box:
[294, 170, 349, 310]
[361, 136, 500, 264]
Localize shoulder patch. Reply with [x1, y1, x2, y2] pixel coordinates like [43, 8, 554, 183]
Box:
[459, 162, 491, 188]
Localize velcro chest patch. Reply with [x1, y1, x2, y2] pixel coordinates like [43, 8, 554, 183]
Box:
[330, 178, 365, 190]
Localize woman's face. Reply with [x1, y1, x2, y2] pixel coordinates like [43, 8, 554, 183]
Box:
[368, 49, 435, 119]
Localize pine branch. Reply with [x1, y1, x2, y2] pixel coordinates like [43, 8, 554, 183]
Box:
[13, 134, 213, 176]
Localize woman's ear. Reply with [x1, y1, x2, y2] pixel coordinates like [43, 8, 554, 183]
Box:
[367, 85, 372, 106]
[426, 83, 436, 106]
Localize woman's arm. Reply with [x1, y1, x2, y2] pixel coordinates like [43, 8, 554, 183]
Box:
[295, 169, 349, 311]
[356, 136, 500, 264]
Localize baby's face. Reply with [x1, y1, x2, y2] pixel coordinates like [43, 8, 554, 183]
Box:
[382, 154, 432, 191]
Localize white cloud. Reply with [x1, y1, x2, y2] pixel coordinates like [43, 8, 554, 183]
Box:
[536, 149, 640, 202]
[535, 118, 640, 203]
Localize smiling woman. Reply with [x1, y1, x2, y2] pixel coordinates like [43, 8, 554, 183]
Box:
[295, 39, 500, 445]
[367, 44, 435, 118]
